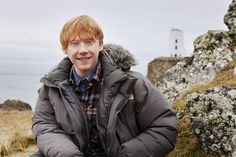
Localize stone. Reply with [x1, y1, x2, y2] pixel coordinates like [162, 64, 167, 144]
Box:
[0, 99, 32, 111]
[147, 57, 185, 84]
[224, 0, 236, 39]
[187, 87, 236, 156]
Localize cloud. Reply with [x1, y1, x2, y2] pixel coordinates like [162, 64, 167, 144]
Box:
[0, 0, 232, 74]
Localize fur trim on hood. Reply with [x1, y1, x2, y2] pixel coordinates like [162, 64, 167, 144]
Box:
[102, 44, 137, 71]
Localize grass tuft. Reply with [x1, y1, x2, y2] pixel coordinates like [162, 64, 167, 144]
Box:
[0, 111, 36, 156]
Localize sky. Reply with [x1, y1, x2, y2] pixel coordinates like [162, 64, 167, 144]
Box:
[0, 0, 232, 75]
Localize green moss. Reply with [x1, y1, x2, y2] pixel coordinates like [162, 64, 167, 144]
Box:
[167, 99, 200, 157]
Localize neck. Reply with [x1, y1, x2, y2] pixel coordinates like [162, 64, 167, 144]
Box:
[74, 62, 98, 78]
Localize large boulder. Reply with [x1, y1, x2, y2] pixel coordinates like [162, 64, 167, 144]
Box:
[187, 87, 236, 156]
[224, 0, 236, 39]
[0, 99, 32, 111]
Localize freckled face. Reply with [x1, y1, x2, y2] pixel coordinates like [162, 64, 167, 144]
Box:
[65, 36, 103, 77]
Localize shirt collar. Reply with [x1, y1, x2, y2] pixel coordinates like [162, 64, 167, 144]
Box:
[70, 62, 98, 86]
[69, 61, 102, 85]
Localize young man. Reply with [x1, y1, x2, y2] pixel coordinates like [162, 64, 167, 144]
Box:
[31, 15, 178, 157]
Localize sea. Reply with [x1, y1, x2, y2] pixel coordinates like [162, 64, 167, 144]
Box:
[0, 61, 57, 110]
[0, 73, 43, 109]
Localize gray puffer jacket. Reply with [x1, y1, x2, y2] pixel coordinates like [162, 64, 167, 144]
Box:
[32, 44, 178, 157]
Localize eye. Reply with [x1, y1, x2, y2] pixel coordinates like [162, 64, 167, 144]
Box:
[70, 40, 80, 47]
[86, 40, 95, 45]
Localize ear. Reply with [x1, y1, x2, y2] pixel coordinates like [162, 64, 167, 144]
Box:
[99, 42, 104, 51]
[63, 49, 68, 54]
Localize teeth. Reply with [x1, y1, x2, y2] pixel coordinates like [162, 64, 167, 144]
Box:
[78, 57, 90, 60]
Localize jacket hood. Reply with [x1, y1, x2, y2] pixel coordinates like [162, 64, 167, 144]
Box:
[102, 44, 137, 71]
[42, 44, 137, 85]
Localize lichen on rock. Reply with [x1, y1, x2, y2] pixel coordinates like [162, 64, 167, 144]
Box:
[224, 0, 236, 39]
[186, 87, 236, 156]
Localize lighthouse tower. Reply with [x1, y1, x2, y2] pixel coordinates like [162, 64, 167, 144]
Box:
[169, 28, 184, 57]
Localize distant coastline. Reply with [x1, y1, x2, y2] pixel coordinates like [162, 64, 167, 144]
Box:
[0, 72, 42, 109]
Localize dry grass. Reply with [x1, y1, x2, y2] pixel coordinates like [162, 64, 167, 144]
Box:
[167, 99, 204, 157]
[0, 110, 36, 157]
[4, 145, 38, 157]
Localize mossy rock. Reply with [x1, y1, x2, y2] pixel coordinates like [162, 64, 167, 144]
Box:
[0, 99, 32, 111]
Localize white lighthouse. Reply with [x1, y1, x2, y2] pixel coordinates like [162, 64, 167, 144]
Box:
[169, 28, 184, 57]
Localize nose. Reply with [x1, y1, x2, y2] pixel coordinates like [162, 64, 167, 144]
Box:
[78, 43, 88, 53]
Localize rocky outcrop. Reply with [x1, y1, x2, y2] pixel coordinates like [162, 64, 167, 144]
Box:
[224, 0, 236, 39]
[158, 30, 236, 103]
[148, 0, 236, 156]
[187, 87, 236, 156]
[147, 57, 185, 84]
[156, 0, 236, 104]
[0, 99, 32, 111]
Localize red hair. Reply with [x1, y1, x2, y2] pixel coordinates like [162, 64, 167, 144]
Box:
[60, 15, 104, 51]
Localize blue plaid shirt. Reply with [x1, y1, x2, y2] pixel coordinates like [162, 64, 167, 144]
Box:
[70, 63, 98, 92]
[69, 62, 104, 155]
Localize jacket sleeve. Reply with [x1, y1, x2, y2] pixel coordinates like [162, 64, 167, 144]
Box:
[32, 85, 84, 157]
[118, 76, 178, 157]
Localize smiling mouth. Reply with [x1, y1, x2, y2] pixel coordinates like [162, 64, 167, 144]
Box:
[77, 57, 91, 60]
